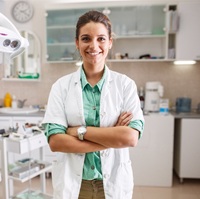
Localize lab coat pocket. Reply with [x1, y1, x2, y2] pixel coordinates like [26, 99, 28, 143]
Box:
[117, 160, 133, 196]
[106, 160, 133, 199]
[52, 160, 65, 198]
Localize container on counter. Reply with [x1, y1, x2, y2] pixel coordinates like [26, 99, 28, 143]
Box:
[176, 97, 191, 113]
[159, 98, 169, 114]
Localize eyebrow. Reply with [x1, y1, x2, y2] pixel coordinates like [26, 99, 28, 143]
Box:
[80, 34, 89, 37]
[80, 34, 107, 37]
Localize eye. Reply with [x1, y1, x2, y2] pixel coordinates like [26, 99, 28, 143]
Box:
[81, 36, 90, 42]
[98, 37, 106, 42]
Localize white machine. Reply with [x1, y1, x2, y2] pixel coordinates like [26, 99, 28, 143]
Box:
[0, 12, 29, 59]
[144, 81, 164, 112]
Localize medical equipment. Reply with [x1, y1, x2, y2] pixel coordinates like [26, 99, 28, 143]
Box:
[0, 12, 29, 59]
[144, 81, 164, 112]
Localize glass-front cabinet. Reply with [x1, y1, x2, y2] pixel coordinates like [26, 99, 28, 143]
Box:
[108, 5, 166, 60]
[46, 9, 77, 62]
[45, 4, 178, 63]
[46, 8, 103, 62]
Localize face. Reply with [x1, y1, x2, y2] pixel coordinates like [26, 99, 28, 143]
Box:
[76, 22, 112, 67]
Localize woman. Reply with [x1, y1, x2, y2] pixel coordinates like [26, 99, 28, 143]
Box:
[43, 10, 144, 199]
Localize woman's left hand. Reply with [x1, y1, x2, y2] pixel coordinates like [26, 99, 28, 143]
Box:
[115, 112, 133, 126]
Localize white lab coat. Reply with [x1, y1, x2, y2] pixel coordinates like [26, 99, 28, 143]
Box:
[43, 66, 144, 199]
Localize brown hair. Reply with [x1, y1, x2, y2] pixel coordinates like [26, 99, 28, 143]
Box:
[76, 10, 112, 40]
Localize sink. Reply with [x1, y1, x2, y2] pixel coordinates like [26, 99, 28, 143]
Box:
[0, 107, 39, 114]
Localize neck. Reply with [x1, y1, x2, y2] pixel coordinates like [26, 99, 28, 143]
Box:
[82, 63, 105, 86]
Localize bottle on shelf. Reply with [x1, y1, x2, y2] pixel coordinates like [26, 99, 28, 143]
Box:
[12, 95, 18, 109]
[139, 87, 145, 110]
[4, 93, 12, 107]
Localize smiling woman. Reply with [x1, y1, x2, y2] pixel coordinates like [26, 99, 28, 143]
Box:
[76, 21, 112, 79]
[42, 10, 144, 199]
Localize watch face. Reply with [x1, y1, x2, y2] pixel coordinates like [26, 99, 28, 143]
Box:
[79, 127, 86, 134]
[78, 126, 86, 140]
[12, 1, 34, 23]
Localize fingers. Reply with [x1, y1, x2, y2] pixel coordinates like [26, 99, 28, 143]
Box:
[121, 112, 133, 126]
[115, 112, 133, 126]
[122, 113, 133, 126]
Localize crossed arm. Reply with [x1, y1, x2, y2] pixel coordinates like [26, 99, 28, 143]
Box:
[48, 112, 139, 153]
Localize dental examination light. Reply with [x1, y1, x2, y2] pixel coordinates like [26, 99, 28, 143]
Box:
[0, 12, 29, 59]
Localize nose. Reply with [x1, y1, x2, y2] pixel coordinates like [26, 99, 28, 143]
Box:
[89, 39, 98, 49]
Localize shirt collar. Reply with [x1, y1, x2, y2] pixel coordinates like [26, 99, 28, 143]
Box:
[80, 65, 106, 91]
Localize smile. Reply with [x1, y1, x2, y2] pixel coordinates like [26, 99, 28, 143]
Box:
[87, 52, 101, 56]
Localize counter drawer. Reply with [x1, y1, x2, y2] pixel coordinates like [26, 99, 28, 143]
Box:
[6, 133, 47, 154]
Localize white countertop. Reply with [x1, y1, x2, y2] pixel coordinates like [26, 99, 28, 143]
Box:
[0, 110, 200, 118]
[144, 111, 200, 119]
[0, 110, 45, 117]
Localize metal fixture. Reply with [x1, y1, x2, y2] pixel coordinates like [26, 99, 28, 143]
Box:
[0, 12, 29, 59]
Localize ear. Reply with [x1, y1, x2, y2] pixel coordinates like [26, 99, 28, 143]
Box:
[76, 39, 79, 50]
[109, 38, 113, 49]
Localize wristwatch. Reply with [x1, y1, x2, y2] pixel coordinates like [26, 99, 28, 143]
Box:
[77, 126, 87, 140]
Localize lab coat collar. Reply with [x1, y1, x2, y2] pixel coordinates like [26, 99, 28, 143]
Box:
[73, 65, 112, 86]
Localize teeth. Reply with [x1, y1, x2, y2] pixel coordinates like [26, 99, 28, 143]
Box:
[88, 52, 99, 55]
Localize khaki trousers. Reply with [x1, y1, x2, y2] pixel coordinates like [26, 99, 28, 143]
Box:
[79, 180, 105, 199]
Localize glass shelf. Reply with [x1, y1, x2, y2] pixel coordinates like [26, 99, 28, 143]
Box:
[8, 162, 52, 183]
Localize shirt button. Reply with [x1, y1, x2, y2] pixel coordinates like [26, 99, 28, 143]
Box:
[91, 165, 95, 170]
[93, 106, 96, 110]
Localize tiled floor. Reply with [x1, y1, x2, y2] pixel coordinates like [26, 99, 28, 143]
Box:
[1, 173, 200, 199]
[133, 174, 200, 199]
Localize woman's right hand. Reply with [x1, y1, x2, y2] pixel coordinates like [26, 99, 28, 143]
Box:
[115, 112, 133, 126]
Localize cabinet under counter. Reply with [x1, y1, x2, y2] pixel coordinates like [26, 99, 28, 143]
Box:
[130, 114, 174, 187]
[174, 118, 200, 182]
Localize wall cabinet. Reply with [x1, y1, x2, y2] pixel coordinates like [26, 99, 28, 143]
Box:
[110, 5, 167, 60]
[45, 4, 178, 63]
[176, 2, 200, 60]
[45, 8, 97, 62]
[174, 118, 200, 182]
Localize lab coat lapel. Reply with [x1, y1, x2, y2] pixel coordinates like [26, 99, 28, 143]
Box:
[100, 67, 113, 126]
[101, 66, 112, 102]
[73, 68, 85, 125]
